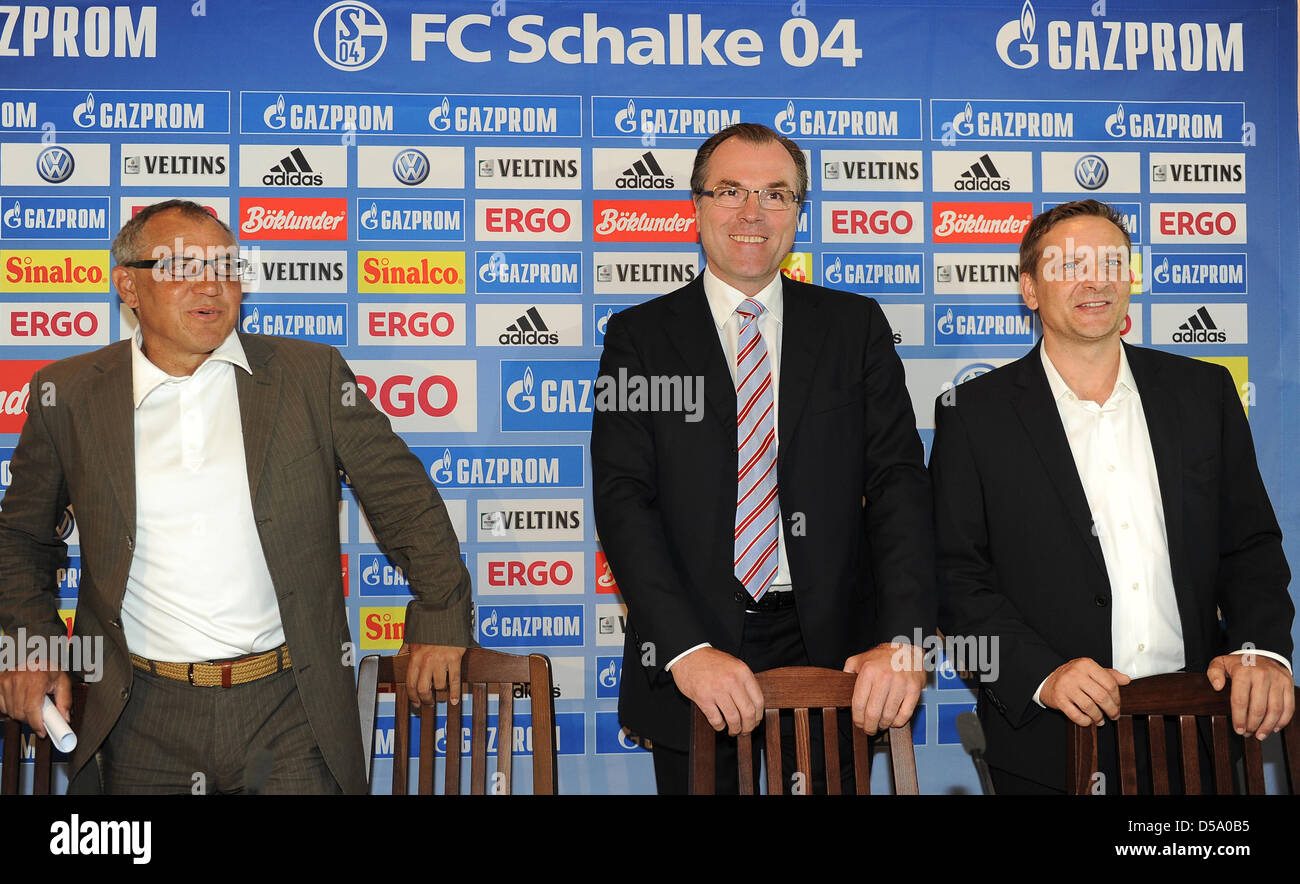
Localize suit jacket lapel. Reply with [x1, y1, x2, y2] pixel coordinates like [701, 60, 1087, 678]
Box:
[1124, 343, 1185, 589]
[1010, 343, 1108, 579]
[83, 343, 136, 537]
[235, 333, 282, 508]
[776, 278, 827, 469]
[664, 278, 735, 434]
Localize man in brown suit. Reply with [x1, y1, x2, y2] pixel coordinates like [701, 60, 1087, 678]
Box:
[0, 200, 470, 794]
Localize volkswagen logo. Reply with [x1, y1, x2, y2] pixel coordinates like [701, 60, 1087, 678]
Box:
[1074, 154, 1109, 190]
[392, 148, 429, 186]
[36, 146, 75, 184]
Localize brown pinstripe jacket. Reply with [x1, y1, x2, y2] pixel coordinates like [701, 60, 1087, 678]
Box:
[0, 333, 472, 794]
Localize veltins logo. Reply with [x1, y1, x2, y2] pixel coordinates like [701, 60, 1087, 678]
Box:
[1, 250, 109, 292]
[315, 2, 387, 71]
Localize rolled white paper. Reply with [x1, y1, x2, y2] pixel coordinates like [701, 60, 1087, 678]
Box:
[41, 696, 77, 753]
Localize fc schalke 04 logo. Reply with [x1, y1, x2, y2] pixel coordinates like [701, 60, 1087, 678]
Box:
[314, 1, 387, 72]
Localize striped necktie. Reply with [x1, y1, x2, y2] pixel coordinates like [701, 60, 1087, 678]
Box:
[733, 297, 779, 600]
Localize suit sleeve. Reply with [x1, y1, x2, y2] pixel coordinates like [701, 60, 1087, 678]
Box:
[931, 393, 1066, 727]
[1210, 367, 1293, 662]
[0, 366, 71, 642]
[326, 349, 472, 648]
[591, 313, 711, 670]
[860, 299, 936, 644]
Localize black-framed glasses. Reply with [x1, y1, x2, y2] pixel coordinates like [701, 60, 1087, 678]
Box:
[119, 255, 249, 281]
[695, 186, 800, 210]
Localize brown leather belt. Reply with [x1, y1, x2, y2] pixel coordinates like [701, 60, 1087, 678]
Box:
[129, 645, 292, 688]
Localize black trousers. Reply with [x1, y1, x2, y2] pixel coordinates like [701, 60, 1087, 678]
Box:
[651, 605, 858, 795]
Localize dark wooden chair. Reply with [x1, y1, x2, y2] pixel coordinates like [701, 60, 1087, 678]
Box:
[1068, 672, 1300, 795]
[1, 683, 88, 795]
[688, 666, 920, 794]
[357, 649, 557, 794]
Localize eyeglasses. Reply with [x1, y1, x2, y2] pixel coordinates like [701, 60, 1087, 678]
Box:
[119, 255, 249, 281]
[696, 186, 800, 211]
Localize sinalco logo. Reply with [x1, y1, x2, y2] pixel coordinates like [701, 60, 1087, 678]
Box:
[37, 147, 75, 183]
[614, 99, 638, 134]
[314, 2, 387, 71]
[427, 97, 452, 131]
[774, 100, 797, 135]
[1105, 104, 1127, 137]
[264, 94, 287, 130]
[72, 93, 96, 128]
[507, 366, 536, 413]
[392, 149, 429, 185]
[995, 1, 1039, 69]
[1074, 155, 1109, 190]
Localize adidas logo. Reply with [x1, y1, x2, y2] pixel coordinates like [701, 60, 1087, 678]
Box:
[500, 306, 559, 345]
[954, 153, 1011, 191]
[1172, 306, 1225, 343]
[263, 148, 323, 186]
[616, 151, 674, 189]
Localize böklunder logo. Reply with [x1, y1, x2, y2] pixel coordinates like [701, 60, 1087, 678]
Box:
[238, 198, 347, 241]
[592, 200, 697, 242]
[931, 202, 1032, 244]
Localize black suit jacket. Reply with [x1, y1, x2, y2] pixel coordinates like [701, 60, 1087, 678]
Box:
[931, 341, 1293, 789]
[591, 275, 935, 750]
[0, 334, 472, 793]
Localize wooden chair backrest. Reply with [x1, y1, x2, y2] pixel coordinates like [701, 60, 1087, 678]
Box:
[0, 683, 88, 795]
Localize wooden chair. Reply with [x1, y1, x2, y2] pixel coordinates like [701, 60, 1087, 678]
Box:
[0, 683, 88, 795]
[689, 666, 920, 794]
[1068, 672, 1300, 795]
[357, 649, 557, 794]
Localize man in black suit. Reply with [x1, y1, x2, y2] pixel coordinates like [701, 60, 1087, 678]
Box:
[931, 199, 1294, 793]
[591, 123, 934, 793]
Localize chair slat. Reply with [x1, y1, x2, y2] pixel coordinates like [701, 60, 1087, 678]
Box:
[392, 683, 409, 795]
[1242, 733, 1265, 795]
[1210, 715, 1233, 795]
[822, 708, 840, 796]
[445, 696, 462, 794]
[853, 726, 871, 795]
[763, 709, 782, 795]
[470, 683, 488, 795]
[496, 684, 513, 795]
[1148, 715, 1169, 795]
[738, 735, 756, 795]
[1117, 716, 1137, 795]
[792, 707, 812, 794]
[2, 719, 20, 795]
[1179, 715, 1201, 795]
[417, 705, 434, 795]
[888, 724, 920, 795]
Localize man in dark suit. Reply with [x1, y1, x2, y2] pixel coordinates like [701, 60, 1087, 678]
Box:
[0, 200, 471, 794]
[591, 123, 934, 793]
[931, 199, 1294, 793]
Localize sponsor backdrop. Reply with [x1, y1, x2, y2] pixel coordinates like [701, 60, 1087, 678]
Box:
[0, 0, 1295, 794]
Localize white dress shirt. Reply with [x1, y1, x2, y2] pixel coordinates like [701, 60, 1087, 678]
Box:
[1032, 345, 1287, 705]
[122, 330, 285, 662]
[665, 268, 791, 670]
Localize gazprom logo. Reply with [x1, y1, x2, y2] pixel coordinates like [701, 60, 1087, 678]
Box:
[314, 1, 387, 72]
[596, 656, 622, 698]
[392, 148, 429, 185]
[1074, 154, 1109, 190]
[477, 605, 584, 648]
[427, 96, 452, 131]
[413, 444, 584, 489]
[614, 99, 638, 134]
[36, 147, 75, 183]
[995, 1, 1039, 69]
[72, 93, 96, 128]
[1105, 104, 1127, 137]
[774, 99, 797, 135]
[263, 94, 287, 130]
[948, 102, 975, 138]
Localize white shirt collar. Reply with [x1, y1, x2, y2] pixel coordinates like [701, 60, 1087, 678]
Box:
[1039, 342, 1137, 405]
[131, 329, 251, 408]
[702, 267, 785, 331]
